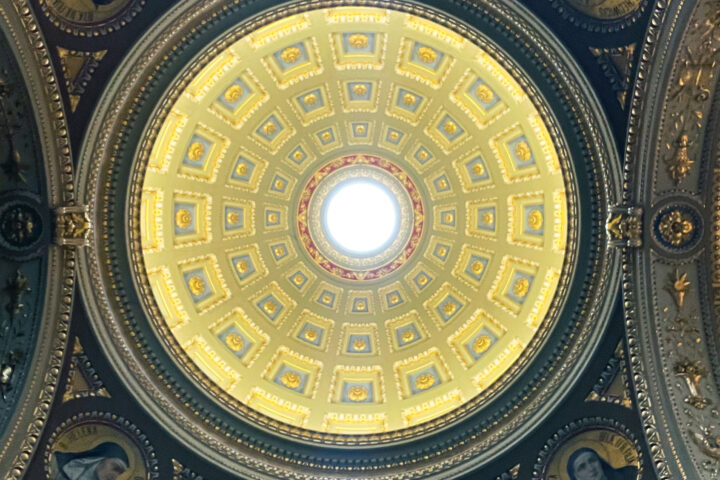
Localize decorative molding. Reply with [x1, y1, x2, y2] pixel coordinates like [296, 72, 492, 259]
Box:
[607, 206, 642, 247]
[590, 43, 636, 108]
[54, 205, 90, 246]
[0, 0, 75, 478]
[585, 341, 632, 408]
[62, 337, 110, 403]
[57, 47, 107, 112]
[172, 459, 204, 480]
[38, 0, 146, 37]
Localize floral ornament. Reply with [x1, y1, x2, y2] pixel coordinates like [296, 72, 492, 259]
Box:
[658, 209, 695, 246]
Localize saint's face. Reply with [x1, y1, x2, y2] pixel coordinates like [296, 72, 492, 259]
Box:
[95, 457, 127, 480]
[571, 451, 606, 480]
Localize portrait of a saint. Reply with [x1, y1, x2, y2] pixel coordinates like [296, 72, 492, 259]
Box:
[52, 442, 128, 480]
[567, 447, 638, 480]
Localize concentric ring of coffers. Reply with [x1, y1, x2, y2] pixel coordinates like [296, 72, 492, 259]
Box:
[137, 6, 570, 435]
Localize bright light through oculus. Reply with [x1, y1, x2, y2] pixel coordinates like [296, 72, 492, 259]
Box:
[323, 179, 399, 255]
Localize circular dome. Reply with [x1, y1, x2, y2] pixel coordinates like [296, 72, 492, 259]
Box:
[135, 7, 569, 435]
[77, 1, 620, 477]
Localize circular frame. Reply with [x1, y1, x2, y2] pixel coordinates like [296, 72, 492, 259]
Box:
[300, 155, 421, 278]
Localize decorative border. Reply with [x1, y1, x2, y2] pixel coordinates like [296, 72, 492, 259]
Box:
[37, 0, 146, 37]
[0, 1, 75, 479]
[623, 0, 720, 478]
[75, 0, 620, 477]
[297, 154, 423, 281]
[549, 0, 649, 33]
[532, 418, 643, 479]
[43, 411, 159, 479]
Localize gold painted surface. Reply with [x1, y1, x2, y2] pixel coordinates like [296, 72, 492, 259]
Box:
[565, 0, 644, 20]
[137, 7, 570, 434]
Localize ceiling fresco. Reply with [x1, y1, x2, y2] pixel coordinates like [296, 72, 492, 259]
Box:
[0, 0, 717, 479]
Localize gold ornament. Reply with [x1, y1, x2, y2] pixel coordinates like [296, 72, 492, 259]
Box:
[281, 46, 302, 64]
[401, 329, 416, 342]
[281, 371, 301, 388]
[263, 300, 277, 314]
[321, 131, 332, 142]
[415, 373, 436, 390]
[303, 93, 318, 106]
[475, 84, 494, 103]
[224, 84, 243, 103]
[667, 269, 691, 309]
[273, 178, 285, 190]
[471, 260, 484, 275]
[388, 293, 400, 305]
[354, 125, 366, 135]
[528, 209, 543, 230]
[348, 385, 368, 401]
[443, 120, 457, 135]
[188, 276, 206, 296]
[235, 163, 249, 176]
[658, 209, 694, 246]
[417, 275, 428, 286]
[514, 141, 532, 161]
[513, 277, 530, 298]
[267, 212, 279, 223]
[226, 210, 241, 226]
[436, 246, 448, 257]
[235, 260, 250, 274]
[273, 246, 285, 257]
[292, 274, 304, 286]
[472, 163, 485, 176]
[352, 338, 367, 351]
[293, 150, 304, 161]
[352, 83, 367, 96]
[225, 333, 245, 352]
[355, 300, 367, 310]
[175, 209, 192, 229]
[443, 212, 454, 223]
[436, 178, 448, 189]
[402, 93, 416, 106]
[262, 121, 277, 136]
[187, 142, 205, 161]
[442, 302, 457, 315]
[303, 328, 318, 341]
[417, 150, 429, 161]
[348, 33, 369, 49]
[417, 46, 437, 63]
[388, 130, 400, 141]
[321, 293, 333, 304]
[668, 134, 694, 184]
[482, 211, 494, 226]
[473, 335, 492, 354]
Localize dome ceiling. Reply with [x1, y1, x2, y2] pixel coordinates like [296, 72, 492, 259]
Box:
[74, 0, 621, 477]
[134, 6, 571, 436]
